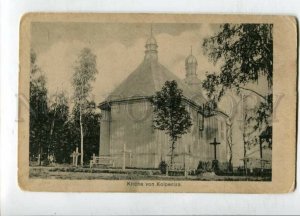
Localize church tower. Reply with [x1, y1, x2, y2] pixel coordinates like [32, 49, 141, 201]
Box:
[184, 47, 201, 90]
[144, 26, 158, 61]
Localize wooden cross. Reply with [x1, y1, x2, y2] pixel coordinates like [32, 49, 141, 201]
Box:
[210, 138, 221, 160]
[70, 147, 81, 167]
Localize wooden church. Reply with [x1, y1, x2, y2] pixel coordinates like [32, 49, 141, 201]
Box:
[98, 31, 228, 170]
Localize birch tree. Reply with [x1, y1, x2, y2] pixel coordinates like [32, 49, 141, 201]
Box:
[202, 24, 273, 129]
[202, 24, 273, 165]
[72, 48, 98, 166]
[71, 101, 101, 163]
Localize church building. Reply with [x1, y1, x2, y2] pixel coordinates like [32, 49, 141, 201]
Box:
[98, 31, 228, 170]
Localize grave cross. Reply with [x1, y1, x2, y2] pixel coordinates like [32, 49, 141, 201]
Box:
[70, 147, 81, 167]
[210, 138, 221, 160]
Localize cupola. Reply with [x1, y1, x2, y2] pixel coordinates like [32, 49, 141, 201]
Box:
[185, 46, 198, 78]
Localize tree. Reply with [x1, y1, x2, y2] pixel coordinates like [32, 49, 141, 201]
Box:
[81, 101, 101, 162]
[48, 91, 70, 163]
[29, 49, 50, 165]
[203, 24, 272, 96]
[225, 117, 233, 171]
[72, 48, 98, 165]
[241, 102, 260, 175]
[202, 24, 273, 127]
[202, 24, 273, 158]
[150, 80, 192, 168]
[71, 101, 101, 163]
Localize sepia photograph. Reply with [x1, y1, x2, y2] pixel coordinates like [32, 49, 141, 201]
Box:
[18, 14, 296, 192]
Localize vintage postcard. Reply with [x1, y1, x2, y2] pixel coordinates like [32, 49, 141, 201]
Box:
[18, 13, 297, 193]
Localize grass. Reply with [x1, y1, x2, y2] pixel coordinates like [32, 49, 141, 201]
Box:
[29, 166, 271, 181]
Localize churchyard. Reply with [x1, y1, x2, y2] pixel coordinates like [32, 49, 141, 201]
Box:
[29, 165, 271, 181]
[28, 23, 273, 183]
[29, 144, 271, 181]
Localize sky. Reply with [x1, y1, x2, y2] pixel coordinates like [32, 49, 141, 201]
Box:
[30, 22, 221, 103]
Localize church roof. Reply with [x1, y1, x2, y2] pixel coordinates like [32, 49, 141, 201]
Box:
[108, 59, 201, 101]
[100, 30, 207, 109]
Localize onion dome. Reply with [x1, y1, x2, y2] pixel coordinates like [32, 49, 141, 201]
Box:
[185, 54, 198, 65]
[185, 46, 198, 78]
[185, 46, 198, 69]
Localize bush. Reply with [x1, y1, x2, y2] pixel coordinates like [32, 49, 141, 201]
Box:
[196, 161, 212, 173]
[195, 161, 232, 174]
[215, 167, 272, 177]
[159, 161, 168, 174]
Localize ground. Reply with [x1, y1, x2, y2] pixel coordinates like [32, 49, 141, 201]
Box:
[29, 166, 271, 181]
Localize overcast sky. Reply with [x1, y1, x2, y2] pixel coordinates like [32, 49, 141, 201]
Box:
[31, 22, 222, 103]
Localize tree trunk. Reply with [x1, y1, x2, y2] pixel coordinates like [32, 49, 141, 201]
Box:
[226, 117, 233, 172]
[38, 146, 43, 166]
[242, 111, 248, 177]
[170, 140, 175, 169]
[79, 105, 84, 166]
[243, 128, 248, 177]
[38, 135, 42, 166]
[228, 154, 233, 172]
[47, 119, 55, 158]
